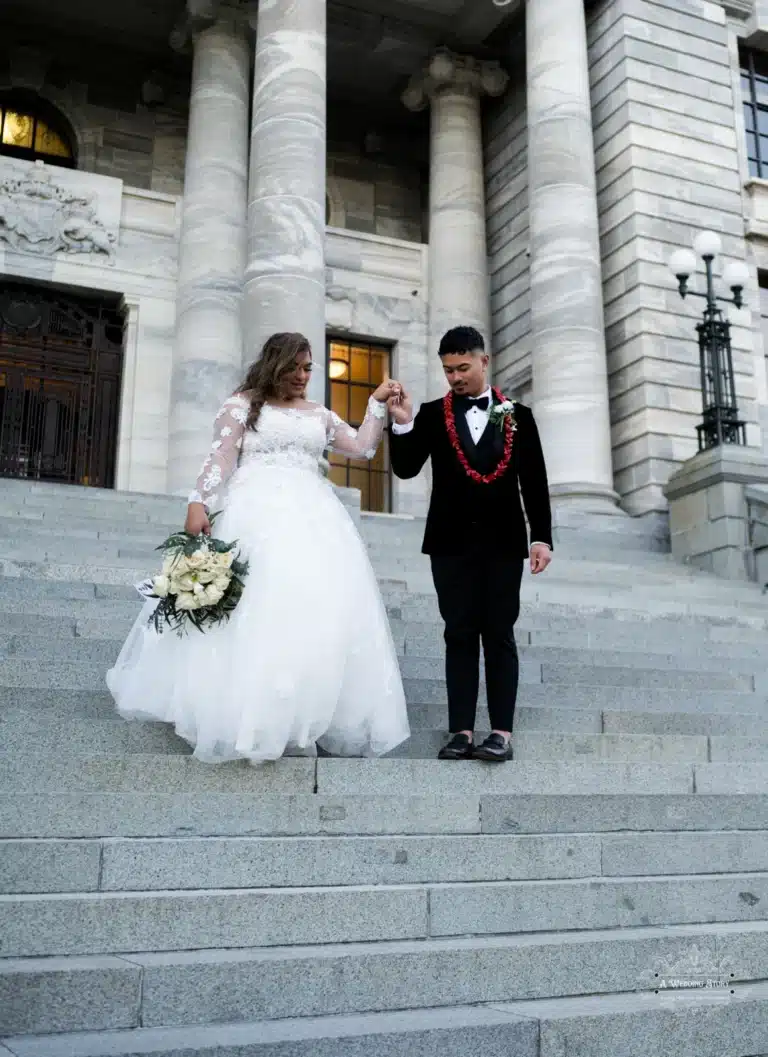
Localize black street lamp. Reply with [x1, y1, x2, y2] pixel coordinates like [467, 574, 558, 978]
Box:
[669, 232, 750, 451]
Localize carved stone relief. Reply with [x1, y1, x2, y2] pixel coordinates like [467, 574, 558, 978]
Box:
[0, 159, 119, 259]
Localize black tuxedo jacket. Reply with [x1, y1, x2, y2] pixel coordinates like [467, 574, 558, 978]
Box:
[390, 394, 552, 558]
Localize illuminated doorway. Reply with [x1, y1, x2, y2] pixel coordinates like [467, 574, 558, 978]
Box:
[326, 338, 392, 512]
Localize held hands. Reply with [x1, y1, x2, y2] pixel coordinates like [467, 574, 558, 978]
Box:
[385, 383, 413, 426]
[371, 379, 413, 426]
[530, 543, 552, 575]
[185, 502, 212, 537]
[372, 380, 402, 405]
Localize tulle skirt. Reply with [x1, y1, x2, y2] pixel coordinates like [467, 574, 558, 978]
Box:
[107, 463, 410, 763]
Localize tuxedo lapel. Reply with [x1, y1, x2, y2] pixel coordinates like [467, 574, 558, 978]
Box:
[474, 395, 504, 471]
[451, 394, 476, 454]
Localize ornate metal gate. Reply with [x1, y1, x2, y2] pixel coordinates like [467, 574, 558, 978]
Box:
[0, 283, 125, 488]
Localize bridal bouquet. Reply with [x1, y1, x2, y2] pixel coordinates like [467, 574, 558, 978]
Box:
[137, 516, 248, 635]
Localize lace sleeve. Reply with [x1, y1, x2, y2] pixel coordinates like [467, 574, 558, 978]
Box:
[188, 395, 249, 509]
[326, 397, 387, 460]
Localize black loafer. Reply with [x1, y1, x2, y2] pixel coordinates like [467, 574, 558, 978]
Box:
[438, 733, 474, 760]
[473, 733, 511, 763]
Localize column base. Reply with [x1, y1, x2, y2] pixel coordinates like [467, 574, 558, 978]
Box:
[549, 483, 623, 515]
[548, 486, 674, 555]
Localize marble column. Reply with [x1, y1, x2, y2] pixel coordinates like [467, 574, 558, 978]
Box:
[167, 12, 250, 495]
[403, 51, 508, 400]
[527, 0, 617, 508]
[245, 0, 327, 402]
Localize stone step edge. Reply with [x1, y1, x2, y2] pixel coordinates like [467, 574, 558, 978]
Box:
[3, 917, 767, 970]
[2, 583, 766, 630]
[6, 757, 768, 796]
[8, 728, 768, 765]
[4, 867, 768, 901]
[4, 634, 768, 677]
[5, 696, 768, 727]
[3, 983, 765, 1057]
[4, 791, 768, 840]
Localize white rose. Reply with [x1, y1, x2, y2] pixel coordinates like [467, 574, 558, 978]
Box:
[171, 572, 196, 593]
[175, 591, 200, 611]
[152, 574, 170, 598]
[186, 551, 209, 569]
[215, 550, 234, 569]
[500, 401, 514, 413]
[213, 574, 231, 592]
[203, 583, 225, 606]
[192, 582, 205, 597]
[162, 554, 181, 576]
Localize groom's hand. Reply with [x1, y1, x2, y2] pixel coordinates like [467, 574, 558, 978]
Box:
[388, 386, 413, 425]
[530, 543, 552, 575]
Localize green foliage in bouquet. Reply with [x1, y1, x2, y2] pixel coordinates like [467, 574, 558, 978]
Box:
[144, 513, 249, 635]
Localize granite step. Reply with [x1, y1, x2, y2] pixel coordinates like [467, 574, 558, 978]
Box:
[2, 920, 765, 1034]
[6, 829, 768, 896]
[4, 870, 768, 957]
[2, 573, 767, 632]
[3, 635, 765, 685]
[0, 503, 182, 530]
[404, 677, 765, 715]
[2, 655, 760, 699]
[4, 985, 767, 1057]
[5, 713, 768, 764]
[396, 595, 768, 626]
[0, 754, 699, 795]
[0, 832, 603, 894]
[3, 792, 768, 840]
[0, 791, 486, 839]
[0, 516, 163, 546]
[0, 514, 680, 567]
[4, 594, 768, 660]
[315, 758, 768, 796]
[7, 693, 767, 738]
[6, 675, 764, 720]
[2, 536, 766, 600]
[0, 522, 705, 583]
[389, 729, 726, 765]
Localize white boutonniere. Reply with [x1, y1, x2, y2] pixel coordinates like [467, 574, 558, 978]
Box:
[488, 399, 517, 432]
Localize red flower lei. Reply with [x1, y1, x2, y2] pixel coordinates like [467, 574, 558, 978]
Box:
[443, 387, 515, 484]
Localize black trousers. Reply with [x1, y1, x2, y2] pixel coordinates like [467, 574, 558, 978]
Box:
[430, 551, 524, 734]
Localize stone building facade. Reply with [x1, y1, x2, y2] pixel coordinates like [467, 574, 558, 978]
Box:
[1, 0, 767, 522]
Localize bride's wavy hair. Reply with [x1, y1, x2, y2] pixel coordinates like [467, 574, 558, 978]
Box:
[236, 332, 312, 430]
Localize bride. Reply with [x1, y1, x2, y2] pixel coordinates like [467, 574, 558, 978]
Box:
[107, 332, 410, 763]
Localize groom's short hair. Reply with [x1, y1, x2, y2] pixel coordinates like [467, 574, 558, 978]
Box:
[438, 326, 485, 357]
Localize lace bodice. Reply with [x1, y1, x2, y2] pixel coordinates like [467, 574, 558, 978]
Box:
[189, 394, 388, 508]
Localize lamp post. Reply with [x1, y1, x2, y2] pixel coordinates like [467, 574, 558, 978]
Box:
[668, 232, 750, 451]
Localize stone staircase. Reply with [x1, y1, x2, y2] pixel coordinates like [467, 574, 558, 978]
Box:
[1, 478, 768, 1056]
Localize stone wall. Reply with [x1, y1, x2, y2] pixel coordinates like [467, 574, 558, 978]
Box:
[587, 0, 761, 515]
[0, 36, 191, 194]
[0, 157, 179, 495]
[326, 152, 424, 242]
[484, 69, 531, 401]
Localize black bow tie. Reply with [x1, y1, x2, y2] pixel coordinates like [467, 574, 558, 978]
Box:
[456, 395, 489, 412]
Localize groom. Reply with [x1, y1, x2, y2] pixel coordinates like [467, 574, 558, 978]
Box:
[389, 326, 552, 762]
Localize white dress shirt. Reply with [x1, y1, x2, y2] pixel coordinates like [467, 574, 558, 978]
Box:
[391, 386, 494, 441]
[391, 387, 550, 550]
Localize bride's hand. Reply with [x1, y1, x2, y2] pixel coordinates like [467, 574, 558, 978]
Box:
[185, 503, 211, 536]
[372, 380, 402, 404]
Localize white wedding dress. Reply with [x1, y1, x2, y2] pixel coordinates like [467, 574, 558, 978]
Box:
[107, 394, 410, 763]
